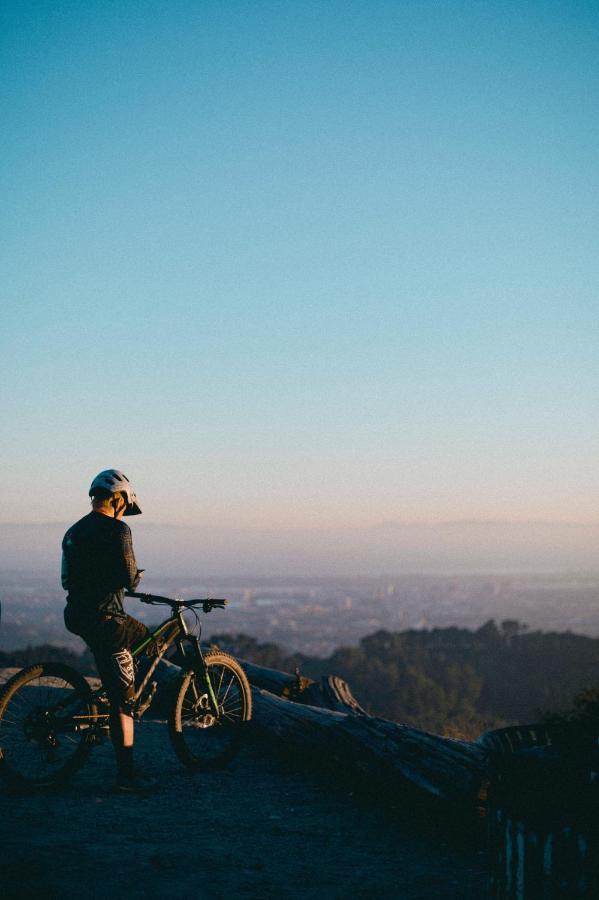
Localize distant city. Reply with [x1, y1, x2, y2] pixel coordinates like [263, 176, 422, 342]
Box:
[2, 570, 599, 657]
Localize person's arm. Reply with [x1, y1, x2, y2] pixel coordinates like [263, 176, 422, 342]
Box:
[61, 530, 75, 590]
[114, 523, 143, 591]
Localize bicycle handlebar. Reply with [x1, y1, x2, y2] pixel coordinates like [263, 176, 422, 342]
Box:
[125, 591, 228, 612]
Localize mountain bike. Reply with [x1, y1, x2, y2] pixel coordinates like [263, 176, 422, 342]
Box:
[0, 592, 252, 790]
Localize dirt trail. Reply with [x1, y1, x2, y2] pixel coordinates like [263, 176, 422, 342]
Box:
[0, 719, 487, 899]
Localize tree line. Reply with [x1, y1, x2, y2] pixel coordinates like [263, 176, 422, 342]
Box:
[3, 620, 599, 738]
[211, 620, 599, 737]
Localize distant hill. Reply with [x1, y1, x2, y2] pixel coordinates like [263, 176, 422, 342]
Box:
[1, 519, 599, 576]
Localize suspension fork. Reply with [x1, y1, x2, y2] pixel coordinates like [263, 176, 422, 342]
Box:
[184, 635, 220, 714]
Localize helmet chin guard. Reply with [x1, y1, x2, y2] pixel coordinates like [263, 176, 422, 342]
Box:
[88, 469, 142, 515]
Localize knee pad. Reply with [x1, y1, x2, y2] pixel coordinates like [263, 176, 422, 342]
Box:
[111, 648, 135, 697]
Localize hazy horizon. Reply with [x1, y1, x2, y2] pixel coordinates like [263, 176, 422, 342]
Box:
[3, 516, 599, 528]
[2, 519, 598, 578]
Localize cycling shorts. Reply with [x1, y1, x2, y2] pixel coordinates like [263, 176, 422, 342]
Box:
[64, 606, 148, 709]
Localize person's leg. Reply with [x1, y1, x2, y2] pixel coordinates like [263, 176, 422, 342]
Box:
[94, 646, 136, 778]
[112, 712, 134, 776]
[110, 710, 134, 774]
[120, 711, 134, 745]
[93, 615, 157, 790]
[112, 617, 158, 790]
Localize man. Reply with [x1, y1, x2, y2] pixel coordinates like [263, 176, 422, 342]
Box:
[62, 469, 155, 793]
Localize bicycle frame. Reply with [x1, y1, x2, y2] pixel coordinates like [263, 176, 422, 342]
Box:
[50, 596, 229, 744]
[59, 605, 217, 741]
[130, 605, 219, 715]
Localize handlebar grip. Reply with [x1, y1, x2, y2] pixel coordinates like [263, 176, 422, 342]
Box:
[125, 591, 155, 604]
[202, 599, 228, 612]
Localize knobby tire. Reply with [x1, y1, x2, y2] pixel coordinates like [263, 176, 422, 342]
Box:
[169, 651, 252, 770]
[0, 663, 97, 789]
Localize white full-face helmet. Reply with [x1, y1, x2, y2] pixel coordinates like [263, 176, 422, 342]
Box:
[88, 469, 142, 515]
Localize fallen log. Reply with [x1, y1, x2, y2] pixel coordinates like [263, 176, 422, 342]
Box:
[147, 653, 366, 717]
[237, 658, 366, 715]
[250, 687, 488, 809]
[145, 654, 488, 808]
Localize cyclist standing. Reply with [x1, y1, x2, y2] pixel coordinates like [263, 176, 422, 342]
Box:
[61, 469, 156, 793]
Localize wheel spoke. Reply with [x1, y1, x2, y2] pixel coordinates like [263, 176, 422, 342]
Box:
[0, 716, 20, 726]
[0, 667, 95, 786]
[219, 674, 235, 707]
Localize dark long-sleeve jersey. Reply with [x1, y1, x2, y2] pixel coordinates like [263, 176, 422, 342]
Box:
[61, 511, 141, 619]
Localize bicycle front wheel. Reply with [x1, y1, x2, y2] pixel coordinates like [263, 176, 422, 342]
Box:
[0, 663, 97, 788]
[169, 651, 252, 770]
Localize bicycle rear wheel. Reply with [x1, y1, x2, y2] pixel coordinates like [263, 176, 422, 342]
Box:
[0, 663, 97, 788]
[169, 651, 252, 770]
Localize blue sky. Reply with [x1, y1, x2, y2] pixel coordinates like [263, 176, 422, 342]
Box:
[2, 1, 598, 528]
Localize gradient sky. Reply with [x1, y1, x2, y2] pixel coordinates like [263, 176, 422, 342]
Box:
[2, 1, 598, 528]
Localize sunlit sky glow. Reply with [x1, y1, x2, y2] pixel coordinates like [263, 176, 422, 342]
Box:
[2, 1, 598, 528]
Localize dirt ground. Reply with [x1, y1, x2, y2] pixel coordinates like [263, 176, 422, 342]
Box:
[0, 717, 488, 900]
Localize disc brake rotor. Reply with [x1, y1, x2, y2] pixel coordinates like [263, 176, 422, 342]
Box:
[23, 708, 62, 758]
[192, 692, 215, 728]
